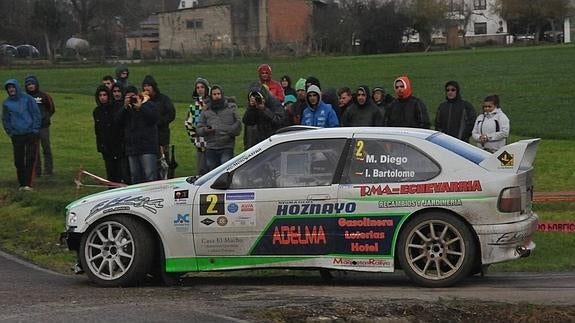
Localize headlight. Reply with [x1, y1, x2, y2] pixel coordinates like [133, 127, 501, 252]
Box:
[68, 212, 78, 225]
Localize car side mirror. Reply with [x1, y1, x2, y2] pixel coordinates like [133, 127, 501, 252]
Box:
[211, 172, 231, 190]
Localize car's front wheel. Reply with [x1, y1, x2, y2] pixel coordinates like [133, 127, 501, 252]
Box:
[79, 215, 154, 287]
[397, 212, 476, 287]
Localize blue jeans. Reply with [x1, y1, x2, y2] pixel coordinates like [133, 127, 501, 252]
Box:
[205, 148, 234, 172]
[128, 154, 158, 184]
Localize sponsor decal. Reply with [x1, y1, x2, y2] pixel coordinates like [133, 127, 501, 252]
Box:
[227, 203, 239, 213]
[103, 206, 130, 214]
[217, 216, 228, 226]
[200, 194, 225, 215]
[90, 195, 164, 216]
[199, 236, 244, 254]
[226, 192, 255, 201]
[356, 181, 482, 197]
[537, 221, 575, 233]
[377, 199, 462, 208]
[225, 148, 262, 171]
[498, 151, 514, 167]
[174, 189, 189, 200]
[332, 257, 392, 268]
[276, 202, 356, 216]
[200, 218, 215, 226]
[241, 203, 254, 212]
[251, 216, 397, 256]
[173, 213, 190, 232]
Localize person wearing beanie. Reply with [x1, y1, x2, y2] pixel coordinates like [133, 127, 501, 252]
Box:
[372, 85, 394, 111]
[114, 85, 159, 184]
[196, 85, 242, 171]
[384, 76, 430, 129]
[435, 80, 476, 142]
[257, 64, 285, 102]
[142, 75, 176, 179]
[305, 76, 321, 90]
[185, 77, 211, 176]
[24, 75, 56, 177]
[2, 79, 41, 191]
[301, 85, 339, 128]
[341, 86, 382, 127]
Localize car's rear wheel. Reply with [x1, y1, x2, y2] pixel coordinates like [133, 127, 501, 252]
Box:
[80, 215, 154, 287]
[397, 212, 475, 287]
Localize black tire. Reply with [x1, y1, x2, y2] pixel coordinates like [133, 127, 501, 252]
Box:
[397, 212, 476, 287]
[79, 215, 155, 287]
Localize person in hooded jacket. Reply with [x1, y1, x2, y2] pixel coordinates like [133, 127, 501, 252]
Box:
[385, 76, 430, 129]
[185, 77, 211, 175]
[24, 75, 55, 177]
[280, 75, 296, 97]
[2, 79, 41, 190]
[435, 80, 476, 142]
[115, 85, 159, 184]
[242, 83, 287, 149]
[301, 85, 339, 128]
[114, 64, 130, 88]
[93, 85, 130, 184]
[142, 75, 176, 179]
[372, 85, 394, 112]
[340, 86, 382, 127]
[197, 85, 242, 171]
[472, 94, 510, 153]
[258, 64, 284, 102]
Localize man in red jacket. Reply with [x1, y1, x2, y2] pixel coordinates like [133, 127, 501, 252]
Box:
[257, 64, 285, 102]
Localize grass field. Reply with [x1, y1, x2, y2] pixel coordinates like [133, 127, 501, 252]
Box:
[0, 45, 574, 274]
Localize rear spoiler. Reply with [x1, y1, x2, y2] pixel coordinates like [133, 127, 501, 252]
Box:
[479, 138, 540, 173]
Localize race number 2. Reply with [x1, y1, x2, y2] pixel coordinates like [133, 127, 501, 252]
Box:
[199, 194, 225, 215]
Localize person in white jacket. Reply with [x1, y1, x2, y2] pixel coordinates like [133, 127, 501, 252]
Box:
[472, 95, 510, 153]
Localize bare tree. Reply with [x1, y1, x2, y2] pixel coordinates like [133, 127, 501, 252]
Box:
[30, 0, 69, 61]
[399, 0, 449, 49]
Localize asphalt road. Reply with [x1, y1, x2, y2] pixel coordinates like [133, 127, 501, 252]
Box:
[1, 250, 574, 322]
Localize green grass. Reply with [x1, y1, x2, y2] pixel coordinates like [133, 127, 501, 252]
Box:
[0, 45, 574, 273]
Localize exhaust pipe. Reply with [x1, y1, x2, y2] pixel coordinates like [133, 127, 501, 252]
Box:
[516, 246, 531, 258]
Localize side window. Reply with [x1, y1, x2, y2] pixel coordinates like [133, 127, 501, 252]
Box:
[342, 139, 440, 184]
[230, 138, 346, 189]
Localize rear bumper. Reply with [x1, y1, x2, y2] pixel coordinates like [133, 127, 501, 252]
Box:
[474, 213, 538, 265]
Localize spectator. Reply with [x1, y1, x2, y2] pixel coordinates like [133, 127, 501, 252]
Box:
[472, 95, 510, 153]
[435, 80, 476, 142]
[242, 83, 287, 148]
[24, 75, 55, 177]
[301, 85, 339, 128]
[142, 75, 176, 179]
[111, 83, 125, 106]
[372, 85, 393, 112]
[115, 85, 159, 184]
[341, 86, 382, 127]
[322, 87, 340, 118]
[385, 76, 430, 128]
[185, 77, 211, 176]
[258, 64, 284, 102]
[101, 75, 115, 90]
[197, 85, 242, 172]
[2, 79, 41, 191]
[283, 94, 299, 126]
[337, 86, 353, 122]
[290, 77, 308, 125]
[93, 85, 129, 184]
[280, 75, 296, 97]
[114, 64, 130, 88]
[305, 76, 321, 90]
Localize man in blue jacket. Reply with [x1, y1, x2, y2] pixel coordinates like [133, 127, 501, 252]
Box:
[301, 85, 339, 128]
[2, 79, 41, 191]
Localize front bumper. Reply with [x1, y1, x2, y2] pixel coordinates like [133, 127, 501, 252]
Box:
[474, 213, 538, 265]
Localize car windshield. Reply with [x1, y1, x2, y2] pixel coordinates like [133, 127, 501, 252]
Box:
[426, 132, 490, 164]
[191, 139, 269, 186]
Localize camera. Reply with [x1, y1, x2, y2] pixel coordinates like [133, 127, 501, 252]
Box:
[130, 95, 138, 104]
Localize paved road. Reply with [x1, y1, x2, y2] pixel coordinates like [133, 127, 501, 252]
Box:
[1, 250, 574, 322]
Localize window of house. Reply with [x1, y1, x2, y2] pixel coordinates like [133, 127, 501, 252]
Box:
[341, 139, 440, 184]
[474, 22, 487, 35]
[186, 19, 203, 29]
[229, 139, 346, 189]
[473, 0, 486, 10]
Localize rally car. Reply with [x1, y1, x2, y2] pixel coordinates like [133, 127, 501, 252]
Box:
[63, 127, 539, 287]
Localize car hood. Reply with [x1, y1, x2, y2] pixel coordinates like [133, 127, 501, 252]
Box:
[66, 177, 194, 210]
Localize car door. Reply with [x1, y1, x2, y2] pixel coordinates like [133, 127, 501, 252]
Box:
[192, 138, 348, 266]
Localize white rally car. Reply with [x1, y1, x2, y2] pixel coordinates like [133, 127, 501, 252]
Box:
[63, 127, 539, 287]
